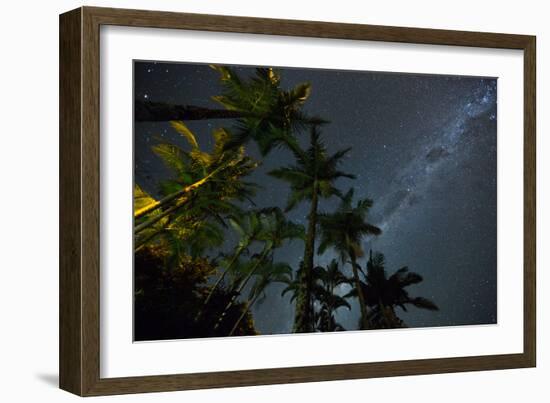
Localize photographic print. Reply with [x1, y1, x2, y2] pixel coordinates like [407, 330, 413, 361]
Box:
[133, 61, 497, 342]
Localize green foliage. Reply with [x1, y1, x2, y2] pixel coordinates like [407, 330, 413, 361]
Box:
[211, 65, 326, 155]
[270, 126, 356, 333]
[151, 143, 190, 178]
[318, 188, 381, 260]
[134, 122, 260, 256]
[134, 185, 157, 212]
[269, 127, 355, 212]
[317, 187, 381, 329]
[281, 261, 305, 304]
[170, 120, 199, 149]
[282, 260, 351, 332]
[312, 260, 351, 332]
[213, 209, 305, 330]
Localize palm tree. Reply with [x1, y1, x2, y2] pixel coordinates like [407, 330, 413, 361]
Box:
[280, 261, 306, 315]
[359, 251, 439, 329]
[213, 208, 304, 330]
[211, 66, 327, 155]
[200, 211, 267, 310]
[228, 261, 292, 336]
[313, 260, 351, 332]
[269, 127, 355, 332]
[281, 260, 351, 332]
[136, 66, 326, 156]
[134, 123, 258, 250]
[135, 99, 249, 122]
[318, 188, 381, 330]
[135, 122, 257, 222]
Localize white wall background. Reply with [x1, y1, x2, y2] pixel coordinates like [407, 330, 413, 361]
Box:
[0, 0, 546, 401]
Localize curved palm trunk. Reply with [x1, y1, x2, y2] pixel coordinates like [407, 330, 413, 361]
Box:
[382, 304, 401, 328]
[213, 246, 271, 331]
[134, 198, 187, 235]
[293, 183, 318, 333]
[350, 253, 370, 330]
[134, 212, 194, 252]
[135, 100, 255, 122]
[327, 289, 336, 332]
[134, 157, 238, 221]
[205, 247, 244, 305]
[134, 156, 246, 235]
[134, 228, 164, 252]
[194, 246, 246, 323]
[228, 289, 263, 336]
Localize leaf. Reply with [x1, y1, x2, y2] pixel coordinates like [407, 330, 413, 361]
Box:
[152, 143, 188, 176]
[134, 185, 157, 212]
[228, 217, 245, 238]
[170, 121, 199, 149]
[410, 297, 439, 311]
[286, 82, 312, 105]
[212, 127, 231, 157]
[190, 149, 211, 167]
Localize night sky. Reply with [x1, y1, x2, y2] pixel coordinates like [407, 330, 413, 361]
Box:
[134, 60, 497, 334]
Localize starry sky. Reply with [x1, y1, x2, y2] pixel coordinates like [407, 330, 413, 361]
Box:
[134, 60, 497, 334]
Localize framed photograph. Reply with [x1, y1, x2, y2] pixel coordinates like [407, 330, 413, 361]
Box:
[59, 6, 536, 396]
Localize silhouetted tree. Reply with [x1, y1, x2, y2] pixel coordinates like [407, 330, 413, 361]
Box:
[133, 124, 260, 276]
[357, 251, 439, 329]
[313, 260, 351, 332]
[228, 261, 293, 336]
[213, 208, 304, 330]
[318, 188, 381, 329]
[270, 127, 355, 332]
[198, 210, 267, 317]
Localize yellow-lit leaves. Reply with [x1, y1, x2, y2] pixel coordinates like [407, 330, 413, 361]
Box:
[170, 120, 199, 149]
[190, 149, 212, 168]
[134, 185, 157, 213]
[267, 68, 280, 85]
[152, 143, 188, 176]
[212, 128, 230, 157]
[210, 64, 232, 81]
[289, 83, 312, 105]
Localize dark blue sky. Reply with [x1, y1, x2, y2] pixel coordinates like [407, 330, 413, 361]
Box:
[134, 61, 497, 334]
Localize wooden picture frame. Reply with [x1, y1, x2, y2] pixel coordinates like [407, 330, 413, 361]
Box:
[59, 6, 536, 396]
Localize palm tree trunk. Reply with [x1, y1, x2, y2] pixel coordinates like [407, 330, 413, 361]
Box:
[201, 247, 245, 320]
[325, 284, 332, 332]
[351, 254, 370, 330]
[134, 196, 187, 235]
[134, 155, 246, 235]
[293, 182, 318, 333]
[213, 246, 271, 331]
[134, 158, 237, 220]
[135, 100, 255, 122]
[134, 228, 164, 252]
[384, 305, 401, 328]
[228, 290, 262, 336]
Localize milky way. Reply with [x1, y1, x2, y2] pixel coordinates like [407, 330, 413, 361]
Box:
[134, 61, 497, 333]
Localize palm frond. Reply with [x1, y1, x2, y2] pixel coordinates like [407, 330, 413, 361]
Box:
[151, 143, 189, 176]
[409, 297, 439, 311]
[170, 120, 199, 149]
